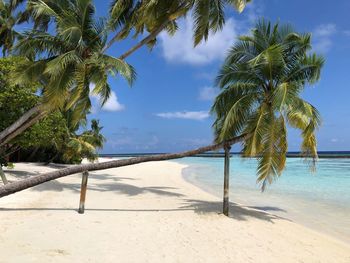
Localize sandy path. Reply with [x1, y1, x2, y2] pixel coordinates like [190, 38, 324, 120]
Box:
[0, 161, 349, 263]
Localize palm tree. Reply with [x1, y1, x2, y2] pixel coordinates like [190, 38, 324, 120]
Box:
[0, 0, 23, 56]
[0, 134, 247, 197]
[106, 0, 252, 55]
[0, 0, 251, 146]
[61, 118, 106, 163]
[16, 0, 135, 114]
[0, 0, 135, 146]
[211, 20, 324, 215]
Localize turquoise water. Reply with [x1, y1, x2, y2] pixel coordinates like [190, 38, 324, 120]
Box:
[176, 157, 350, 243]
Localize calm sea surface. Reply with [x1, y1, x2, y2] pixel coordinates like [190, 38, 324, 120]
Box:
[176, 157, 350, 243]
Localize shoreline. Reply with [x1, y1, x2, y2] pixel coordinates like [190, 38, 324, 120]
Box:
[179, 161, 350, 245]
[0, 160, 349, 262]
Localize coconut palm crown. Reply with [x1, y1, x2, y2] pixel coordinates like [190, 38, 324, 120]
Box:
[108, 0, 252, 49]
[0, 0, 26, 56]
[12, 0, 135, 124]
[212, 20, 324, 190]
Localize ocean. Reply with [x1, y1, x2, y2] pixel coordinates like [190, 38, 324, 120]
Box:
[176, 156, 350, 243]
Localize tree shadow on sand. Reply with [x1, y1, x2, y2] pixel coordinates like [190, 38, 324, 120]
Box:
[27, 175, 183, 198]
[180, 199, 289, 223]
[0, 201, 288, 223]
[1, 171, 288, 223]
[0, 197, 288, 224]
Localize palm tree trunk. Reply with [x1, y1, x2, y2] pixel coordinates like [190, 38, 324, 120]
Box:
[0, 105, 46, 146]
[115, 3, 187, 60]
[223, 144, 231, 216]
[0, 19, 167, 150]
[102, 29, 128, 54]
[0, 7, 184, 147]
[0, 134, 248, 198]
[0, 166, 8, 185]
[118, 20, 170, 60]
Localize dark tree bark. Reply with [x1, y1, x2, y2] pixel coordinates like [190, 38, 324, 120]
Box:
[0, 134, 247, 198]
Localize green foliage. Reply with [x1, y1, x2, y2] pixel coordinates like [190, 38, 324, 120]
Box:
[14, 111, 68, 149]
[11, 0, 135, 126]
[0, 56, 105, 164]
[0, 56, 39, 130]
[212, 20, 324, 190]
[109, 0, 251, 47]
[1, 0, 251, 138]
[59, 119, 106, 163]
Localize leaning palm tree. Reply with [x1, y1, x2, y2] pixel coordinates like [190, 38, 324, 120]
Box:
[212, 20, 324, 215]
[0, 0, 135, 146]
[0, 0, 251, 146]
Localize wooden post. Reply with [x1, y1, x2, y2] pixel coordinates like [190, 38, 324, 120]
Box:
[78, 171, 89, 214]
[0, 166, 8, 185]
[223, 143, 231, 216]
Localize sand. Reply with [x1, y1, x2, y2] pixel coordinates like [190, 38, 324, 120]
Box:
[0, 160, 349, 263]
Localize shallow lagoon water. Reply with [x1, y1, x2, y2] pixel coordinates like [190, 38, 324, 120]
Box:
[177, 157, 350, 243]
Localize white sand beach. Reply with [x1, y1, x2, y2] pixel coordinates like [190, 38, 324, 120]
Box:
[0, 160, 349, 263]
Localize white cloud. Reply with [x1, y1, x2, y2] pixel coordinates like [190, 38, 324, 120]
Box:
[313, 24, 337, 53]
[244, 1, 264, 25]
[90, 83, 125, 113]
[158, 17, 238, 65]
[331, 138, 339, 143]
[314, 24, 337, 37]
[156, 111, 210, 121]
[102, 91, 125, 112]
[198, 86, 218, 101]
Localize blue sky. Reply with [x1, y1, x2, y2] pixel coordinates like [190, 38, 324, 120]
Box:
[89, 0, 350, 153]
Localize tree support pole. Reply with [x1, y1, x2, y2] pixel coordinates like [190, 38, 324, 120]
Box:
[223, 143, 231, 216]
[0, 166, 8, 185]
[78, 171, 89, 214]
[0, 134, 249, 198]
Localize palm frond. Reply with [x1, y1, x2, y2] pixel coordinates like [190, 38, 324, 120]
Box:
[212, 19, 323, 190]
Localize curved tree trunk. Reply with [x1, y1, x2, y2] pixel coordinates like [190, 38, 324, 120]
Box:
[118, 20, 170, 60]
[0, 134, 248, 198]
[106, 3, 187, 58]
[0, 7, 182, 147]
[0, 20, 167, 148]
[0, 105, 46, 147]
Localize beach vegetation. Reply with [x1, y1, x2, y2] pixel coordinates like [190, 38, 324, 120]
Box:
[0, 56, 105, 167]
[0, 0, 251, 148]
[212, 19, 323, 191]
